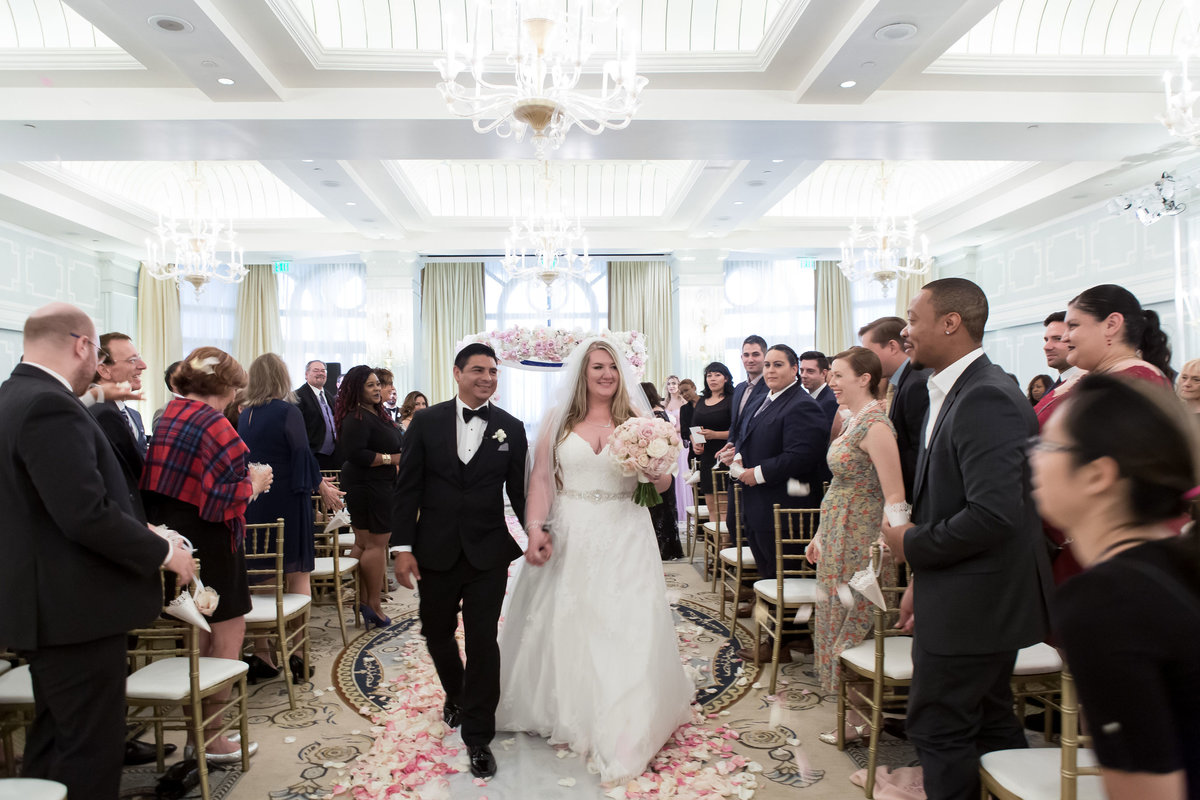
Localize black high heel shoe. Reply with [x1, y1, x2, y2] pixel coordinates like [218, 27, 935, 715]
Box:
[359, 603, 392, 631]
[243, 654, 281, 685]
[289, 654, 315, 683]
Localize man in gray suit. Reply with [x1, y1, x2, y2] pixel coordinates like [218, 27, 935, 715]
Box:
[882, 279, 1053, 800]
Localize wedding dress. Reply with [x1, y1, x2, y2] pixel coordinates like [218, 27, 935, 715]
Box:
[496, 430, 695, 784]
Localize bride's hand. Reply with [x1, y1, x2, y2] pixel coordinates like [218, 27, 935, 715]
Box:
[525, 527, 553, 566]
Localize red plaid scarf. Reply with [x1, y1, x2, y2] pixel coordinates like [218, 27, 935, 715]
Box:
[141, 397, 252, 551]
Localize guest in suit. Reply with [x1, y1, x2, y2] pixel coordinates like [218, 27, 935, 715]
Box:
[398, 390, 429, 433]
[859, 316, 932, 501]
[296, 359, 339, 470]
[799, 350, 839, 427]
[881, 278, 1054, 800]
[716, 336, 769, 479]
[335, 365, 403, 628]
[0, 303, 196, 800]
[391, 343, 529, 779]
[93, 331, 148, 452]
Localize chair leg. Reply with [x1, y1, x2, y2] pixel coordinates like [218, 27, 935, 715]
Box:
[865, 698, 884, 799]
[835, 673, 847, 751]
[333, 576, 349, 647]
[718, 565, 728, 622]
[194, 702, 211, 800]
[238, 677, 250, 773]
[279, 627, 297, 710]
[768, 626, 781, 695]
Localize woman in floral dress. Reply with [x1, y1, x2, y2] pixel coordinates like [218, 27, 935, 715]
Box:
[805, 347, 906, 745]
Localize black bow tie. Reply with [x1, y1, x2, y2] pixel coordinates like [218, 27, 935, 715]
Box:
[462, 405, 489, 423]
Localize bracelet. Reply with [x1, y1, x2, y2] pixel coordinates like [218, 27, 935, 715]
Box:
[381, 453, 392, 465]
[525, 520, 548, 533]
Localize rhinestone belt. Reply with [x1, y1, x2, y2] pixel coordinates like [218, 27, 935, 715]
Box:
[559, 489, 627, 503]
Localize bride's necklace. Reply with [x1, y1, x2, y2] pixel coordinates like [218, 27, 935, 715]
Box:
[581, 418, 612, 428]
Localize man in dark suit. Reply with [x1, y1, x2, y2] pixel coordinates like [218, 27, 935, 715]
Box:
[0, 303, 196, 800]
[391, 343, 529, 780]
[859, 316, 931, 500]
[799, 350, 839, 427]
[296, 359, 339, 469]
[716, 335, 769, 581]
[882, 279, 1053, 800]
[91, 332, 148, 482]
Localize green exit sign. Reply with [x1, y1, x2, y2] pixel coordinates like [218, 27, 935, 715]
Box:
[273, 261, 290, 273]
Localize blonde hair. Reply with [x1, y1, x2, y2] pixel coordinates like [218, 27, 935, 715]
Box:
[553, 340, 639, 485]
[1179, 358, 1200, 396]
[243, 353, 296, 408]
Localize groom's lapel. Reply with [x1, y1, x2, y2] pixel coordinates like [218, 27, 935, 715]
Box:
[464, 404, 499, 475]
[443, 403, 462, 474]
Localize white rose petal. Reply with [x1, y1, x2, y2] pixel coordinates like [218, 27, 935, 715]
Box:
[558, 778, 577, 787]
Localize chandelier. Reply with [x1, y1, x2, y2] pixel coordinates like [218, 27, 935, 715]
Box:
[500, 160, 592, 295]
[144, 163, 246, 295]
[1107, 172, 1188, 226]
[838, 164, 932, 297]
[1161, 4, 1200, 145]
[435, 0, 647, 159]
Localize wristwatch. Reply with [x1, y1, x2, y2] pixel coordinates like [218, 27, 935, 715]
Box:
[382, 453, 392, 465]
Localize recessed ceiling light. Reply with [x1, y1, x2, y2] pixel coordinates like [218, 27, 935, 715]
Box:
[320, 180, 341, 188]
[733, 201, 744, 206]
[200, 59, 218, 68]
[345, 201, 356, 206]
[301, 159, 314, 163]
[717, 216, 731, 221]
[23, 123, 35, 129]
[148, 15, 193, 33]
[874, 22, 918, 42]
[840, 80, 857, 89]
[860, 61, 877, 69]
[1027, 124, 1039, 129]
[771, 159, 783, 163]
[217, 77, 235, 85]
[362, 218, 376, 223]
[747, 180, 766, 187]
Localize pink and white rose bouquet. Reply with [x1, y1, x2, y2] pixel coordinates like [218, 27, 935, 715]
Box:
[608, 416, 683, 507]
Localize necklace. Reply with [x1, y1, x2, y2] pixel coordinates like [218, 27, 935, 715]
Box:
[842, 399, 881, 436]
[582, 419, 612, 428]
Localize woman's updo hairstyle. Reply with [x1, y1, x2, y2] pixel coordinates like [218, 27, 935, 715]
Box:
[1059, 373, 1200, 527]
[173, 346, 247, 397]
[831, 345, 883, 396]
[1068, 284, 1175, 382]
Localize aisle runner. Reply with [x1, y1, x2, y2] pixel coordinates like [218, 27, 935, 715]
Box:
[331, 631, 765, 799]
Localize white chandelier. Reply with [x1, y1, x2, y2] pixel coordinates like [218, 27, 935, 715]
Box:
[1161, 4, 1200, 145]
[838, 164, 932, 297]
[436, 0, 647, 159]
[501, 161, 592, 290]
[144, 163, 246, 295]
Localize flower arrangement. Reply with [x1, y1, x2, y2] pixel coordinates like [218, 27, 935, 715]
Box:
[470, 326, 648, 378]
[608, 417, 683, 507]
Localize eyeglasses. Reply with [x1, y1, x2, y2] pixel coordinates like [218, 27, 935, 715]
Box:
[1026, 436, 1079, 456]
[107, 354, 144, 366]
[69, 332, 108, 361]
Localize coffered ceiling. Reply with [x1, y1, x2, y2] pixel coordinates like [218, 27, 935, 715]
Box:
[0, 0, 1190, 262]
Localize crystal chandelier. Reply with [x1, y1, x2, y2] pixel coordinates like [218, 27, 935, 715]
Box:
[1160, 4, 1200, 145]
[838, 164, 932, 297]
[436, 0, 647, 159]
[501, 160, 592, 291]
[144, 163, 246, 295]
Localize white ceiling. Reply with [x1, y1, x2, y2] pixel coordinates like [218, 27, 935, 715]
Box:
[0, 0, 1190, 261]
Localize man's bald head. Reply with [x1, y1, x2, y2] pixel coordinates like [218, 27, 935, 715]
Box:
[22, 302, 99, 394]
[24, 302, 94, 346]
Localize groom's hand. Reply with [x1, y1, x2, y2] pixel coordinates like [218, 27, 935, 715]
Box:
[393, 552, 421, 590]
[525, 528, 553, 566]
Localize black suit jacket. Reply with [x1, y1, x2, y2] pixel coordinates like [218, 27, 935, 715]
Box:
[295, 383, 337, 452]
[728, 378, 768, 449]
[89, 401, 147, 521]
[0, 365, 169, 650]
[889, 360, 931, 500]
[736, 383, 827, 536]
[810, 384, 839, 427]
[904, 355, 1053, 656]
[391, 400, 528, 571]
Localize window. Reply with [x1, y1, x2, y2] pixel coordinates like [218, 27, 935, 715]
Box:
[482, 259, 608, 437]
[277, 263, 369, 389]
[719, 259, 816, 367]
[850, 275, 898, 342]
[180, 279, 237, 358]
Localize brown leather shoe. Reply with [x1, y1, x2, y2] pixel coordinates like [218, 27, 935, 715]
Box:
[736, 642, 792, 663]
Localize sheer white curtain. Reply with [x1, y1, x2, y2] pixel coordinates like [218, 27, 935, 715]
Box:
[720, 260, 816, 367]
[180, 279, 238, 359]
[277, 263, 369, 390]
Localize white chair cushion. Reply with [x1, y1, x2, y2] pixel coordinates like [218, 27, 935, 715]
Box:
[981, 746, 1103, 800]
[686, 505, 708, 517]
[839, 635, 915, 681]
[718, 547, 755, 567]
[1013, 642, 1063, 676]
[244, 593, 311, 623]
[0, 664, 33, 704]
[753, 578, 818, 604]
[0, 660, 10, 678]
[0, 778, 68, 800]
[311, 556, 359, 577]
[337, 532, 355, 547]
[126, 656, 249, 702]
[702, 521, 729, 534]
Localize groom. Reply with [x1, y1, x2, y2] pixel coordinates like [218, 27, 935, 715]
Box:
[391, 342, 531, 779]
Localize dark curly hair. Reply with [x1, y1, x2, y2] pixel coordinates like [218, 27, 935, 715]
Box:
[1069, 284, 1175, 383]
[333, 364, 388, 435]
[700, 361, 734, 399]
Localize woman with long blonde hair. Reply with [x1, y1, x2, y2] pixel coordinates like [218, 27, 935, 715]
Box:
[496, 338, 694, 786]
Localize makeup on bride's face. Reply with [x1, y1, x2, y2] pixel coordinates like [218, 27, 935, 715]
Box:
[586, 350, 620, 398]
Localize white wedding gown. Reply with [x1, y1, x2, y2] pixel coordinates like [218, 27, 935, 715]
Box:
[496, 432, 695, 784]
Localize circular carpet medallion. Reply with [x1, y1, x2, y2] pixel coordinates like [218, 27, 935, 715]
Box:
[334, 599, 760, 721]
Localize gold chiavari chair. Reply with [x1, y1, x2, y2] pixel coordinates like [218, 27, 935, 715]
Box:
[310, 496, 360, 646]
[980, 670, 1103, 800]
[701, 468, 730, 588]
[243, 520, 312, 711]
[750, 505, 819, 693]
[683, 456, 708, 560]
[717, 484, 756, 623]
[0, 653, 31, 777]
[1010, 643, 1063, 740]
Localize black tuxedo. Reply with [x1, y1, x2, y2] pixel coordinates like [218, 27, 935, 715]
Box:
[735, 383, 827, 578]
[391, 399, 528, 746]
[888, 360, 931, 500]
[296, 382, 338, 468]
[903, 354, 1053, 800]
[89, 401, 146, 520]
[727, 377, 768, 448]
[809, 383, 839, 427]
[0, 364, 170, 799]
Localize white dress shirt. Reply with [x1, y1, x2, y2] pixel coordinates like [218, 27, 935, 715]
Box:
[809, 383, 829, 399]
[751, 379, 798, 484]
[924, 347, 986, 448]
[25, 362, 74, 394]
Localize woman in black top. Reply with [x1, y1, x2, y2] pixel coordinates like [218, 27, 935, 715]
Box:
[641, 381, 682, 560]
[690, 362, 734, 533]
[336, 365, 402, 628]
[1032, 373, 1200, 800]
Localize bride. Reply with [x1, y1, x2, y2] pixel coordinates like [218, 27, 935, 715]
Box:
[497, 337, 695, 783]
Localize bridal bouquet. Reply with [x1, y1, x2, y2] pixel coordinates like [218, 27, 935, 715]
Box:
[608, 417, 682, 507]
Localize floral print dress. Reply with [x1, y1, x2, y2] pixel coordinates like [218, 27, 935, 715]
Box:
[812, 404, 897, 693]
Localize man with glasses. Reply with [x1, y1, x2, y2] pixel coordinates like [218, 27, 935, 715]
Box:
[91, 331, 149, 455]
[0, 302, 196, 800]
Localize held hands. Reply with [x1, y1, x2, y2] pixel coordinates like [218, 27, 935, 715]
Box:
[525, 527, 553, 566]
[393, 552, 422, 590]
[880, 520, 913, 563]
[898, 584, 914, 633]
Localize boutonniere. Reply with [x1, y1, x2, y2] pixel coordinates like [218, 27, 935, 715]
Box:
[492, 428, 507, 442]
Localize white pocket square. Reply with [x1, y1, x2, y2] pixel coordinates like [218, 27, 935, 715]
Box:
[497, 443, 510, 451]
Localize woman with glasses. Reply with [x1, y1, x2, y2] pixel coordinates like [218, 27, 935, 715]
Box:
[1031, 374, 1200, 800]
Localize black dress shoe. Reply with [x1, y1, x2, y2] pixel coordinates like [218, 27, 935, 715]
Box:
[124, 738, 176, 766]
[289, 654, 315, 683]
[243, 654, 281, 685]
[155, 757, 200, 799]
[467, 745, 496, 779]
[443, 702, 462, 729]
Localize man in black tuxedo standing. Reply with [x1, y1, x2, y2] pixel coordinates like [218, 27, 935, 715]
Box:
[90, 332, 149, 480]
[859, 316, 931, 500]
[716, 335, 768, 574]
[0, 303, 196, 800]
[391, 343, 530, 780]
[296, 359, 339, 469]
[799, 351, 839, 427]
[882, 279, 1053, 800]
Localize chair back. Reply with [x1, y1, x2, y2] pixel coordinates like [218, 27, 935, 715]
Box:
[312, 497, 343, 566]
[730, 484, 749, 560]
[709, 467, 730, 521]
[320, 469, 341, 488]
[244, 519, 287, 603]
[1059, 670, 1102, 800]
[773, 505, 819, 590]
[127, 618, 201, 698]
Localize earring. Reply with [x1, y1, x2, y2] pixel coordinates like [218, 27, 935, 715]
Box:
[945, 330, 951, 335]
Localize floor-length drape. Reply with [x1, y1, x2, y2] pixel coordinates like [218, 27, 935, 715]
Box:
[136, 264, 182, 417]
[421, 262, 485, 403]
[815, 260, 853, 356]
[608, 260, 673, 389]
[894, 269, 925, 318]
[234, 265, 282, 369]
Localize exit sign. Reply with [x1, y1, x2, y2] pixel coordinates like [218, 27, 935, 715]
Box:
[273, 261, 290, 273]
